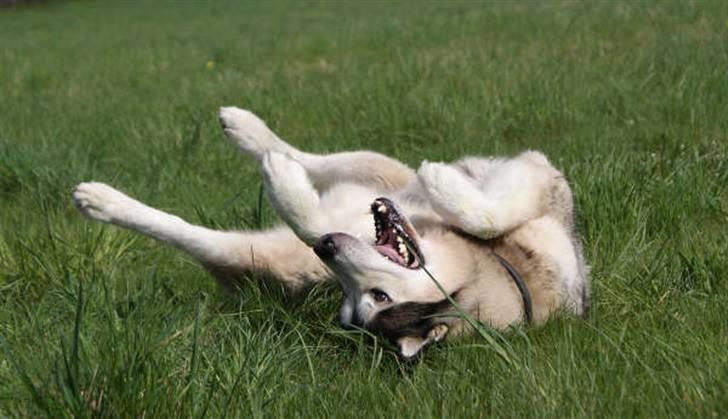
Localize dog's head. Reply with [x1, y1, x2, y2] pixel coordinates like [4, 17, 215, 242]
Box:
[313, 198, 457, 359]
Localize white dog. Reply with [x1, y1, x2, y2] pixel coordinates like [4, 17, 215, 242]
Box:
[73, 107, 590, 358]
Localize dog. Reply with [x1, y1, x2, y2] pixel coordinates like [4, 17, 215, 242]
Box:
[72, 107, 590, 359]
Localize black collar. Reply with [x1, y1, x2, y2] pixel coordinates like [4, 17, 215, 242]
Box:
[493, 252, 533, 324]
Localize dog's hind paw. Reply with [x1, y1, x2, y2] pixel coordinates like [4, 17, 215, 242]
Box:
[72, 182, 135, 223]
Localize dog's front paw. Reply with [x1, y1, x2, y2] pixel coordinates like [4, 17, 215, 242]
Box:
[72, 182, 134, 223]
[219, 107, 278, 159]
[417, 162, 466, 203]
[417, 162, 496, 236]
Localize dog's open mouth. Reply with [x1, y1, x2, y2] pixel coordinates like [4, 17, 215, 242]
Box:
[371, 197, 424, 269]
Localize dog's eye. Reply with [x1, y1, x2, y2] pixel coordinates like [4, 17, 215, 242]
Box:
[371, 289, 391, 303]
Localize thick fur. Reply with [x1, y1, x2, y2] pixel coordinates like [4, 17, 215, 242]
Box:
[73, 106, 589, 358]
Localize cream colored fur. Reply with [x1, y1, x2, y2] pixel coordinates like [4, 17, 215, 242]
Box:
[72, 106, 589, 358]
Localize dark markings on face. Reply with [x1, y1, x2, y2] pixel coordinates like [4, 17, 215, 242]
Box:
[366, 292, 459, 342]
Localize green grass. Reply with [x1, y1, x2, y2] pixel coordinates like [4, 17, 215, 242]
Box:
[1, 1, 727, 417]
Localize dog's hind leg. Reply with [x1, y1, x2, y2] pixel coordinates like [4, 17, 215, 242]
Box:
[219, 107, 414, 191]
[417, 152, 569, 239]
[72, 182, 327, 291]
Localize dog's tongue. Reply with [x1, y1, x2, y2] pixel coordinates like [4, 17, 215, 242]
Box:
[375, 245, 405, 264]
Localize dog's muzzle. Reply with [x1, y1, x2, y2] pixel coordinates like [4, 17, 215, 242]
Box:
[313, 233, 352, 259]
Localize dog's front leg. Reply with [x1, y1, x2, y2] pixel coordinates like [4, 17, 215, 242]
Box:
[417, 162, 519, 239]
[418, 154, 560, 239]
[260, 151, 329, 246]
[219, 107, 300, 162]
[219, 106, 414, 192]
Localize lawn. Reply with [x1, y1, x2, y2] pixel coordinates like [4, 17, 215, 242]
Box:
[1, 1, 726, 417]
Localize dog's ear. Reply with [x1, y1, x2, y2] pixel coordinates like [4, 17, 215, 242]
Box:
[397, 324, 449, 359]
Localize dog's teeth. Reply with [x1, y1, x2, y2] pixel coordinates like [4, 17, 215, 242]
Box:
[396, 236, 403, 243]
[398, 243, 408, 255]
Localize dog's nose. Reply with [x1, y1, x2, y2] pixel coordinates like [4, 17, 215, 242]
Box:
[313, 234, 338, 259]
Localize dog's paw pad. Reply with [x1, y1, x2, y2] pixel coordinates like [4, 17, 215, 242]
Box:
[72, 182, 129, 223]
[219, 107, 259, 130]
[219, 107, 275, 157]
